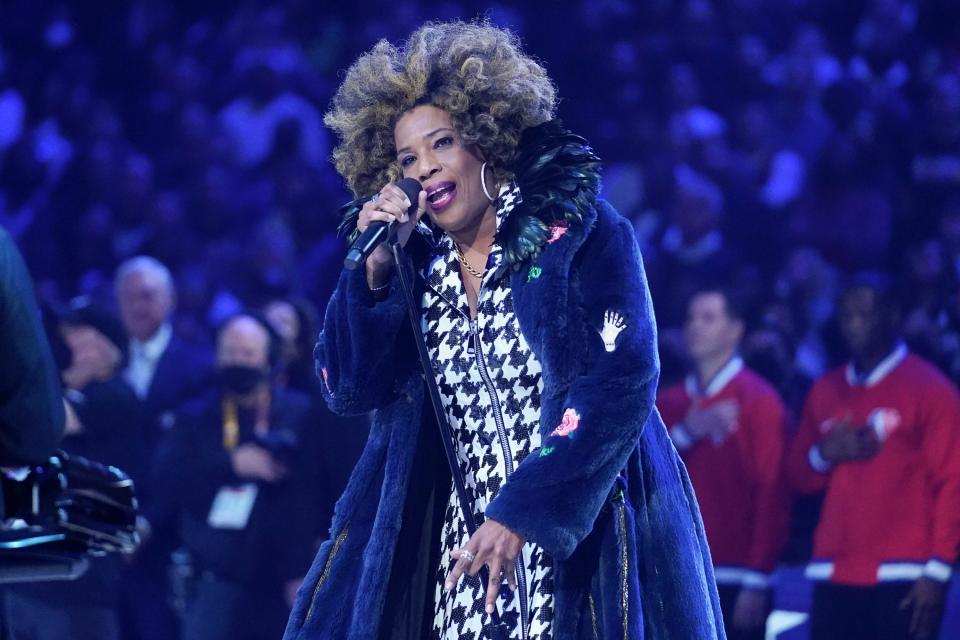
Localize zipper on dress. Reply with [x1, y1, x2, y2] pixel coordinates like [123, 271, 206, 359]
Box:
[427, 277, 532, 638]
[470, 318, 530, 640]
[304, 526, 349, 624]
[469, 319, 515, 478]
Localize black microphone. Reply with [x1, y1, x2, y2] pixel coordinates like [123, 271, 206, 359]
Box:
[344, 178, 422, 269]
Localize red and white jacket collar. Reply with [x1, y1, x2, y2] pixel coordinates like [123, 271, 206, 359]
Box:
[685, 356, 744, 399]
[844, 342, 908, 388]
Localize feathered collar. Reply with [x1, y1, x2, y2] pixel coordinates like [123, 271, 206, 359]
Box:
[337, 119, 602, 276]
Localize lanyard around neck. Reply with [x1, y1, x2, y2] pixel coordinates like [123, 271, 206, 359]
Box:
[221, 388, 271, 450]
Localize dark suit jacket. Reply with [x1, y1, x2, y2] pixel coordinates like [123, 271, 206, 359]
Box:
[141, 335, 213, 435]
[0, 228, 64, 467]
[150, 387, 325, 586]
[132, 333, 213, 561]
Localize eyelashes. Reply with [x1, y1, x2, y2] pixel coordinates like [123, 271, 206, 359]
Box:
[400, 136, 455, 167]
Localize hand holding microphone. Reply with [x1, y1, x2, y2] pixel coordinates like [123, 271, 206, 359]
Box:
[346, 178, 427, 289]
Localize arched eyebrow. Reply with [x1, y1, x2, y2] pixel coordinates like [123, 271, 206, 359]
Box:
[395, 127, 455, 157]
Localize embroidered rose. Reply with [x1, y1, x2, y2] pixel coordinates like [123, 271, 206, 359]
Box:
[547, 223, 569, 244]
[551, 408, 581, 438]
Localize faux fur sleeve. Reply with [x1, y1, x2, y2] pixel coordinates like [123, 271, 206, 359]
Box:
[485, 205, 660, 560]
[314, 264, 410, 416]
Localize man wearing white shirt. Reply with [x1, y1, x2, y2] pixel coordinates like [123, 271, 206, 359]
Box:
[125, 322, 172, 399]
[115, 256, 209, 420]
[114, 256, 211, 640]
[117, 256, 175, 399]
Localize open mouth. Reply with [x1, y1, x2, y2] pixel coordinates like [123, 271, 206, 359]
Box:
[426, 182, 456, 211]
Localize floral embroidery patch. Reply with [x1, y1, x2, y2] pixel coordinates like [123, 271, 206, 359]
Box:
[527, 265, 542, 282]
[550, 408, 581, 438]
[597, 310, 627, 352]
[547, 222, 569, 244]
[539, 446, 555, 458]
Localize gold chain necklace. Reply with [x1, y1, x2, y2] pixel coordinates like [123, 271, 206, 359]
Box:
[454, 244, 486, 279]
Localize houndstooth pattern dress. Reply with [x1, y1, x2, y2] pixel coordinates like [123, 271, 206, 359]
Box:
[421, 183, 555, 640]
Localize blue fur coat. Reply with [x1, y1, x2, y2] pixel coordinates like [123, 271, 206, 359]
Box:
[284, 123, 725, 640]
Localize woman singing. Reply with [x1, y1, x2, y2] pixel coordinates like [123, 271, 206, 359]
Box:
[285, 21, 724, 640]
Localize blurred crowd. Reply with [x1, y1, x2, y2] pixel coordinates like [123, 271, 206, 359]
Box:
[2, 0, 960, 638]
[1, 0, 959, 393]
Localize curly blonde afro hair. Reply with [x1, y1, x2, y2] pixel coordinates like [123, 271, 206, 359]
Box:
[324, 20, 557, 197]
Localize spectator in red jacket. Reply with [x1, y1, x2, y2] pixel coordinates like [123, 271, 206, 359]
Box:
[658, 286, 789, 640]
[787, 273, 960, 640]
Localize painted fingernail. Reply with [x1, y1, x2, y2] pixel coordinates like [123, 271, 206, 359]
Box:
[486, 604, 494, 614]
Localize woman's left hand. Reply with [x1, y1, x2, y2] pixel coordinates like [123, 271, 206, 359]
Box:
[445, 519, 526, 613]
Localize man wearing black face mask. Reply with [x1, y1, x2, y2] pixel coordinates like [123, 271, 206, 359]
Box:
[147, 313, 325, 640]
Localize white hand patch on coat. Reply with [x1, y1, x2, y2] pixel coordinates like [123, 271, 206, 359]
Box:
[598, 310, 627, 352]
